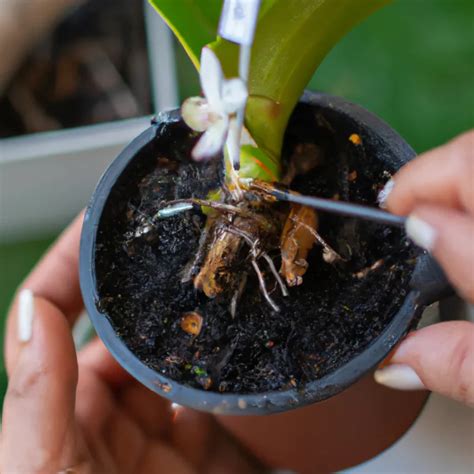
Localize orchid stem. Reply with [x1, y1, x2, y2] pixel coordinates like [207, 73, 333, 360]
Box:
[224, 43, 252, 199]
[234, 43, 252, 168]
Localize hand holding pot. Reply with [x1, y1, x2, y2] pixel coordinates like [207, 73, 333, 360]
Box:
[376, 130, 474, 406]
[0, 214, 262, 473]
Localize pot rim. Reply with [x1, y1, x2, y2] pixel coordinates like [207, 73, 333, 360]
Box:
[80, 91, 425, 415]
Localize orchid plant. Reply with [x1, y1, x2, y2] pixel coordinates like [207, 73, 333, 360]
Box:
[149, 0, 390, 311]
[150, 0, 389, 185]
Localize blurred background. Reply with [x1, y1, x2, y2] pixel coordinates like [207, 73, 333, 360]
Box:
[0, 0, 473, 405]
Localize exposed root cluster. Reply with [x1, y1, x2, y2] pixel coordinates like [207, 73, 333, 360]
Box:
[156, 180, 345, 314]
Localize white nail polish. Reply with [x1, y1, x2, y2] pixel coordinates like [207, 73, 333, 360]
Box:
[17, 289, 34, 343]
[377, 179, 394, 208]
[374, 364, 425, 390]
[405, 215, 437, 251]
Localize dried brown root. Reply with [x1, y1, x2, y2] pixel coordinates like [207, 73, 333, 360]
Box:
[193, 219, 244, 298]
[280, 204, 318, 287]
[291, 217, 347, 264]
[159, 186, 289, 312]
[192, 207, 284, 309]
[251, 179, 347, 269]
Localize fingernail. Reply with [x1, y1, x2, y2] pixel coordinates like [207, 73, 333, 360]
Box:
[405, 214, 437, 251]
[17, 289, 34, 343]
[374, 364, 425, 390]
[377, 179, 394, 208]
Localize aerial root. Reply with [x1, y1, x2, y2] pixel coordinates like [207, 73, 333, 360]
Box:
[251, 258, 280, 312]
[290, 216, 347, 263]
[230, 272, 248, 319]
[181, 221, 212, 283]
[156, 198, 242, 219]
[226, 225, 287, 311]
[159, 196, 287, 313]
[262, 252, 289, 297]
[225, 225, 259, 257]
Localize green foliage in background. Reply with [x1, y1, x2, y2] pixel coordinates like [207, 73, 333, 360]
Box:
[312, 0, 474, 153]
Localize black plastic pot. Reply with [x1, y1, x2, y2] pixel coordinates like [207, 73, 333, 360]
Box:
[80, 91, 450, 415]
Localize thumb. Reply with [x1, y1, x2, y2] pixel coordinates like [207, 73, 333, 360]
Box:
[374, 321, 474, 406]
[1, 290, 82, 472]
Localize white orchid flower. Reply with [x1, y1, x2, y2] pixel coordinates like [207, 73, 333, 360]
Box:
[181, 47, 248, 161]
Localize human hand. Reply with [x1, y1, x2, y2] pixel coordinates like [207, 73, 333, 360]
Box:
[375, 131, 474, 405]
[1, 214, 263, 473]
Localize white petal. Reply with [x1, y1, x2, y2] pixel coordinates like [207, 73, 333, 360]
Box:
[181, 97, 217, 132]
[192, 118, 228, 161]
[222, 78, 248, 114]
[200, 47, 224, 113]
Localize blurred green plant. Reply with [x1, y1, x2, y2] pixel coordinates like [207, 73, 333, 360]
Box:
[312, 0, 474, 154]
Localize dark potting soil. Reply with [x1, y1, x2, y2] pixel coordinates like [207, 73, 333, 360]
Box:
[95, 103, 418, 394]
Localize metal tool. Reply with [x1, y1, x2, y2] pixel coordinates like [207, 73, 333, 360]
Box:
[271, 188, 406, 228]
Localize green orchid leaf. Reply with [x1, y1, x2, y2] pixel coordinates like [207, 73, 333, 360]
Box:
[239, 144, 280, 182]
[211, 0, 390, 160]
[148, 0, 222, 69]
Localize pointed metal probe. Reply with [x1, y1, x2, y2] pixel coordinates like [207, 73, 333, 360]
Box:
[271, 188, 406, 228]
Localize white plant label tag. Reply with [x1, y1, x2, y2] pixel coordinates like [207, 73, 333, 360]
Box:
[219, 0, 261, 46]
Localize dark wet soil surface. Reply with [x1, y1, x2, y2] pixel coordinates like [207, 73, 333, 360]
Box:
[95, 104, 417, 394]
